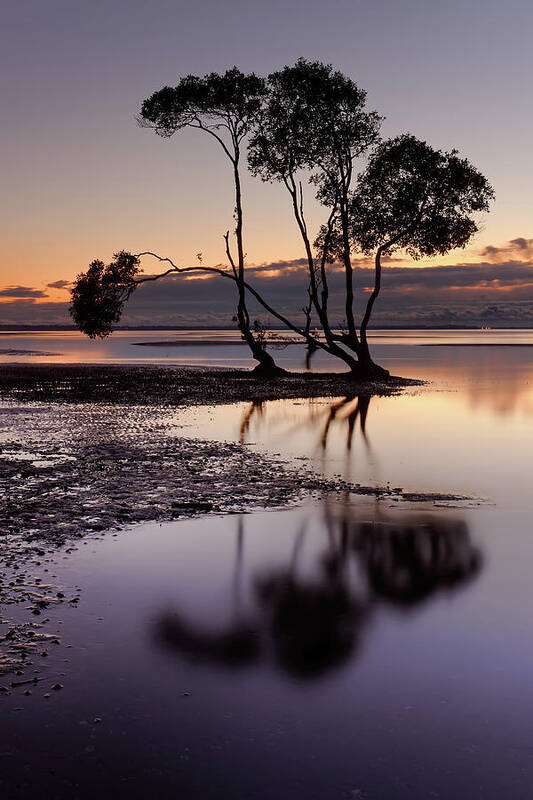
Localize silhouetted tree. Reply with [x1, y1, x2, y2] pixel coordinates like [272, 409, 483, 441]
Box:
[70, 252, 140, 338]
[139, 68, 284, 376]
[249, 59, 383, 375]
[69, 248, 338, 363]
[349, 134, 495, 369]
[251, 62, 494, 377]
[70, 64, 494, 382]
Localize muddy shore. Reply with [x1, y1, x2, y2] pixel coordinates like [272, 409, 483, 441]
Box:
[0, 364, 421, 405]
[0, 365, 438, 549]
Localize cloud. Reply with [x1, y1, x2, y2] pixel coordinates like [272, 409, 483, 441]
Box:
[0, 300, 69, 325]
[121, 239, 533, 328]
[0, 286, 48, 298]
[47, 280, 71, 290]
[480, 237, 533, 263]
[248, 258, 309, 274]
[4, 236, 533, 328]
[120, 253, 533, 328]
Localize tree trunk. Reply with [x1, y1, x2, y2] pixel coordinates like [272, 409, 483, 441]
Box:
[251, 352, 288, 378]
[232, 152, 285, 377]
[353, 246, 389, 380]
[352, 342, 390, 380]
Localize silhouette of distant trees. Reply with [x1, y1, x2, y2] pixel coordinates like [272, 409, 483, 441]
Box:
[70, 60, 494, 380]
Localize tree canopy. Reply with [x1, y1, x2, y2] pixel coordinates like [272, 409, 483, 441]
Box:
[248, 58, 381, 191]
[350, 134, 495, 258]
[140, 68, 266, 155]
[70, 251, 140, 339]
[70, 62, 494, 379]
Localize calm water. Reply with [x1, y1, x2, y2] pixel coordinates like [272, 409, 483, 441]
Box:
[2, 327, 533, 368]
[1, 337, 533, 798]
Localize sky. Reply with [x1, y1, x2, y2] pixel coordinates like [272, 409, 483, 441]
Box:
[1, 0, 532, 327]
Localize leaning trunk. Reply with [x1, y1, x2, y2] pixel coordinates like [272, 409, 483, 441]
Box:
[233, 154, 285, 377]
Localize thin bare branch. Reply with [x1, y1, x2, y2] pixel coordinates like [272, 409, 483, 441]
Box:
[223, 231, 238, 279]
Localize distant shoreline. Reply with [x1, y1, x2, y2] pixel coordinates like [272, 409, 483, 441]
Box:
[132, 339, 250, 347]
[420, 343, 533, 347]
[133, 340, 533, 348]
[3, 326, 533, 333]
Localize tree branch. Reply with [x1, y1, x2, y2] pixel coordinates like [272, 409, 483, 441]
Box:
[223, 231, 238, 279]
[189, 119, 235, 162]
[133, 251, 357, 368]
[359, 197, 429, 342]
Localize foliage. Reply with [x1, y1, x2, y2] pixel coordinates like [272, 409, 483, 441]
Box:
[248, 58, 381, 196]
[70, 63, 495, 378]
[140, 68, 266, 148]
[70, 251, 140, 338]
[350, 134, 495, 258]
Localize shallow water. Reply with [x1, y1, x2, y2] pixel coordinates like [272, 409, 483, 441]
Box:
[1, 500, 531, 799]
[1, 345, 533, 798]
[173, 345, 533, 504]
[2, 327, 533, 368]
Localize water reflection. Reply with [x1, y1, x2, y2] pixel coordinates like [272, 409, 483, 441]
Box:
[431, 347, 533, 417]
[319, 395, 371, 451]
[239, 400, 264, 443]
[336, 505, 482, 605]
[4, 329, 533, 417]
[154, 502, 482, 680]
[239, 394, 373, 454]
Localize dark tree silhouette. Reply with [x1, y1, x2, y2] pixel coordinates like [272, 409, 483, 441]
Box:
[70, 64, 494, 382]
[349, 135, 495, 368]
[70, 252, 140, 338]
[249, 59, 382, 375]
[139, 68, 285, 376]
[250, 62, 494, 377]
[69, 247, 344, 361]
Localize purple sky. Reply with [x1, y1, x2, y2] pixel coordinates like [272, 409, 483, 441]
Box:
[1, 0, 532, 325]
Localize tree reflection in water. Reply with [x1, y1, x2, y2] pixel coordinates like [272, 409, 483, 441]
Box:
[239, 399, 264, 443]
[154, 503, 482, 680]
[319, 395, 371, 451]
[237, 394, 372, 452]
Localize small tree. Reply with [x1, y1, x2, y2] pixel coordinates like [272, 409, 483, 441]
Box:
[139, 68, 284, 375]
[349, 135, 495, 367]
[70, 252, 140, 338]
